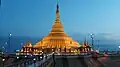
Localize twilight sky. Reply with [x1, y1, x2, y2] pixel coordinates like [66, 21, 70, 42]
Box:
[1, 0, 120, 39]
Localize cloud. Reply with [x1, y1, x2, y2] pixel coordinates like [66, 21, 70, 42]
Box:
[90, 33, 120, 40]
[104, 35, 120, 40]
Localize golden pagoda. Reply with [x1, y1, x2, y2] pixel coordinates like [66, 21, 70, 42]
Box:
[34, 3, 80, 49]
[17, 3, 92, 55]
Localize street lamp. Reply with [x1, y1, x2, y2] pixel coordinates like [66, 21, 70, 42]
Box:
[118, 46, 120, 53]
[24, 55, 27, 67]
[5, 42, 7, 53]
[2, 42, 7, 53]
[33, 58, 36, 61]
[25, 55, 27, 58]
[17, 56, 19, 59]
[2, 58, 5, 61]
[40, 56, 42, 59]
[97, 40, 99, 50]
[2, 46, 5, 67]
[2, 46, 5, 53]
[9, 34, 12, 36]
[2, 58, 5, 67]
[8, 33, 12, 53]
[118, 46, 120, 49]
[90, 34, 94, 50]
[33, 58, 36, 67]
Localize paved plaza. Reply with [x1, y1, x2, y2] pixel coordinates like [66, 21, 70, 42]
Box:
[53, 55, 120, 67]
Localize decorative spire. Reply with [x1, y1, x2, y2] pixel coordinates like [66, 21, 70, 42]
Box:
[56, 0, 59, 13]
[55, 1, 60, 23]
[49, 0, 65, 33]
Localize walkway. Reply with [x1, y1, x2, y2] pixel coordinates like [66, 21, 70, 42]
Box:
[54, 55, 104, 67]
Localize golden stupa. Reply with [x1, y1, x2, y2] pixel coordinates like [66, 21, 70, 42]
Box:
[18, 3, 93, 55]
[33, 3, 80, 49]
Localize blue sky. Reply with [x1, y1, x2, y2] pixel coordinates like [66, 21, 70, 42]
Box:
[1, 0, 120, 39]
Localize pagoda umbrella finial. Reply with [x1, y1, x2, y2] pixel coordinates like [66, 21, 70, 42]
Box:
[56, 0, 59, 13]
[55, 0, 61, 24]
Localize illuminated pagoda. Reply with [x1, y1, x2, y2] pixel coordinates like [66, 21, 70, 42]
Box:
[80, 39, 92, 53]
[20, 41, 33, 55]
[18, 2, 92, 55]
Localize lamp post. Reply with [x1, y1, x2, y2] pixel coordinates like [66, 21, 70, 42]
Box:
[24, 55, 27, 67]
[90, 34, 94, 50]
[97, 40, 100, 50]
[17, 56, 19, 60]
[2, 58, 5, 67]
[1, 46, 5, 67]
[16, 56, 20, 67]
[5, 42, 7, 53]
[118, 46, 120, 54]
[33, 58, 36, 67]
[8, 33, 12, 53]
[2, 46, 5, 53]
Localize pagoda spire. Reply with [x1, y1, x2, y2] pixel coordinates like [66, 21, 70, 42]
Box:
[49, 1, 65, 33]
[55, 1, 61, 23]
[56, 0, 59, 13]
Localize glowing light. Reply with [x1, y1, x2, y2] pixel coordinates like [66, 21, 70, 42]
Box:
[5, 42, 7, 44]
[17, 57, 19, 59]
[119, 46, 120, 48]
[90, 34, 93, 36]
[9, 34, 12, 37]
[90, 34, 94, 38]
[33, 58, 36, 61]
[25, 55, 27, 58]
[2, 59, 5, 61]
[40, 57, 42, 59]
[2, 46, 5, 49]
